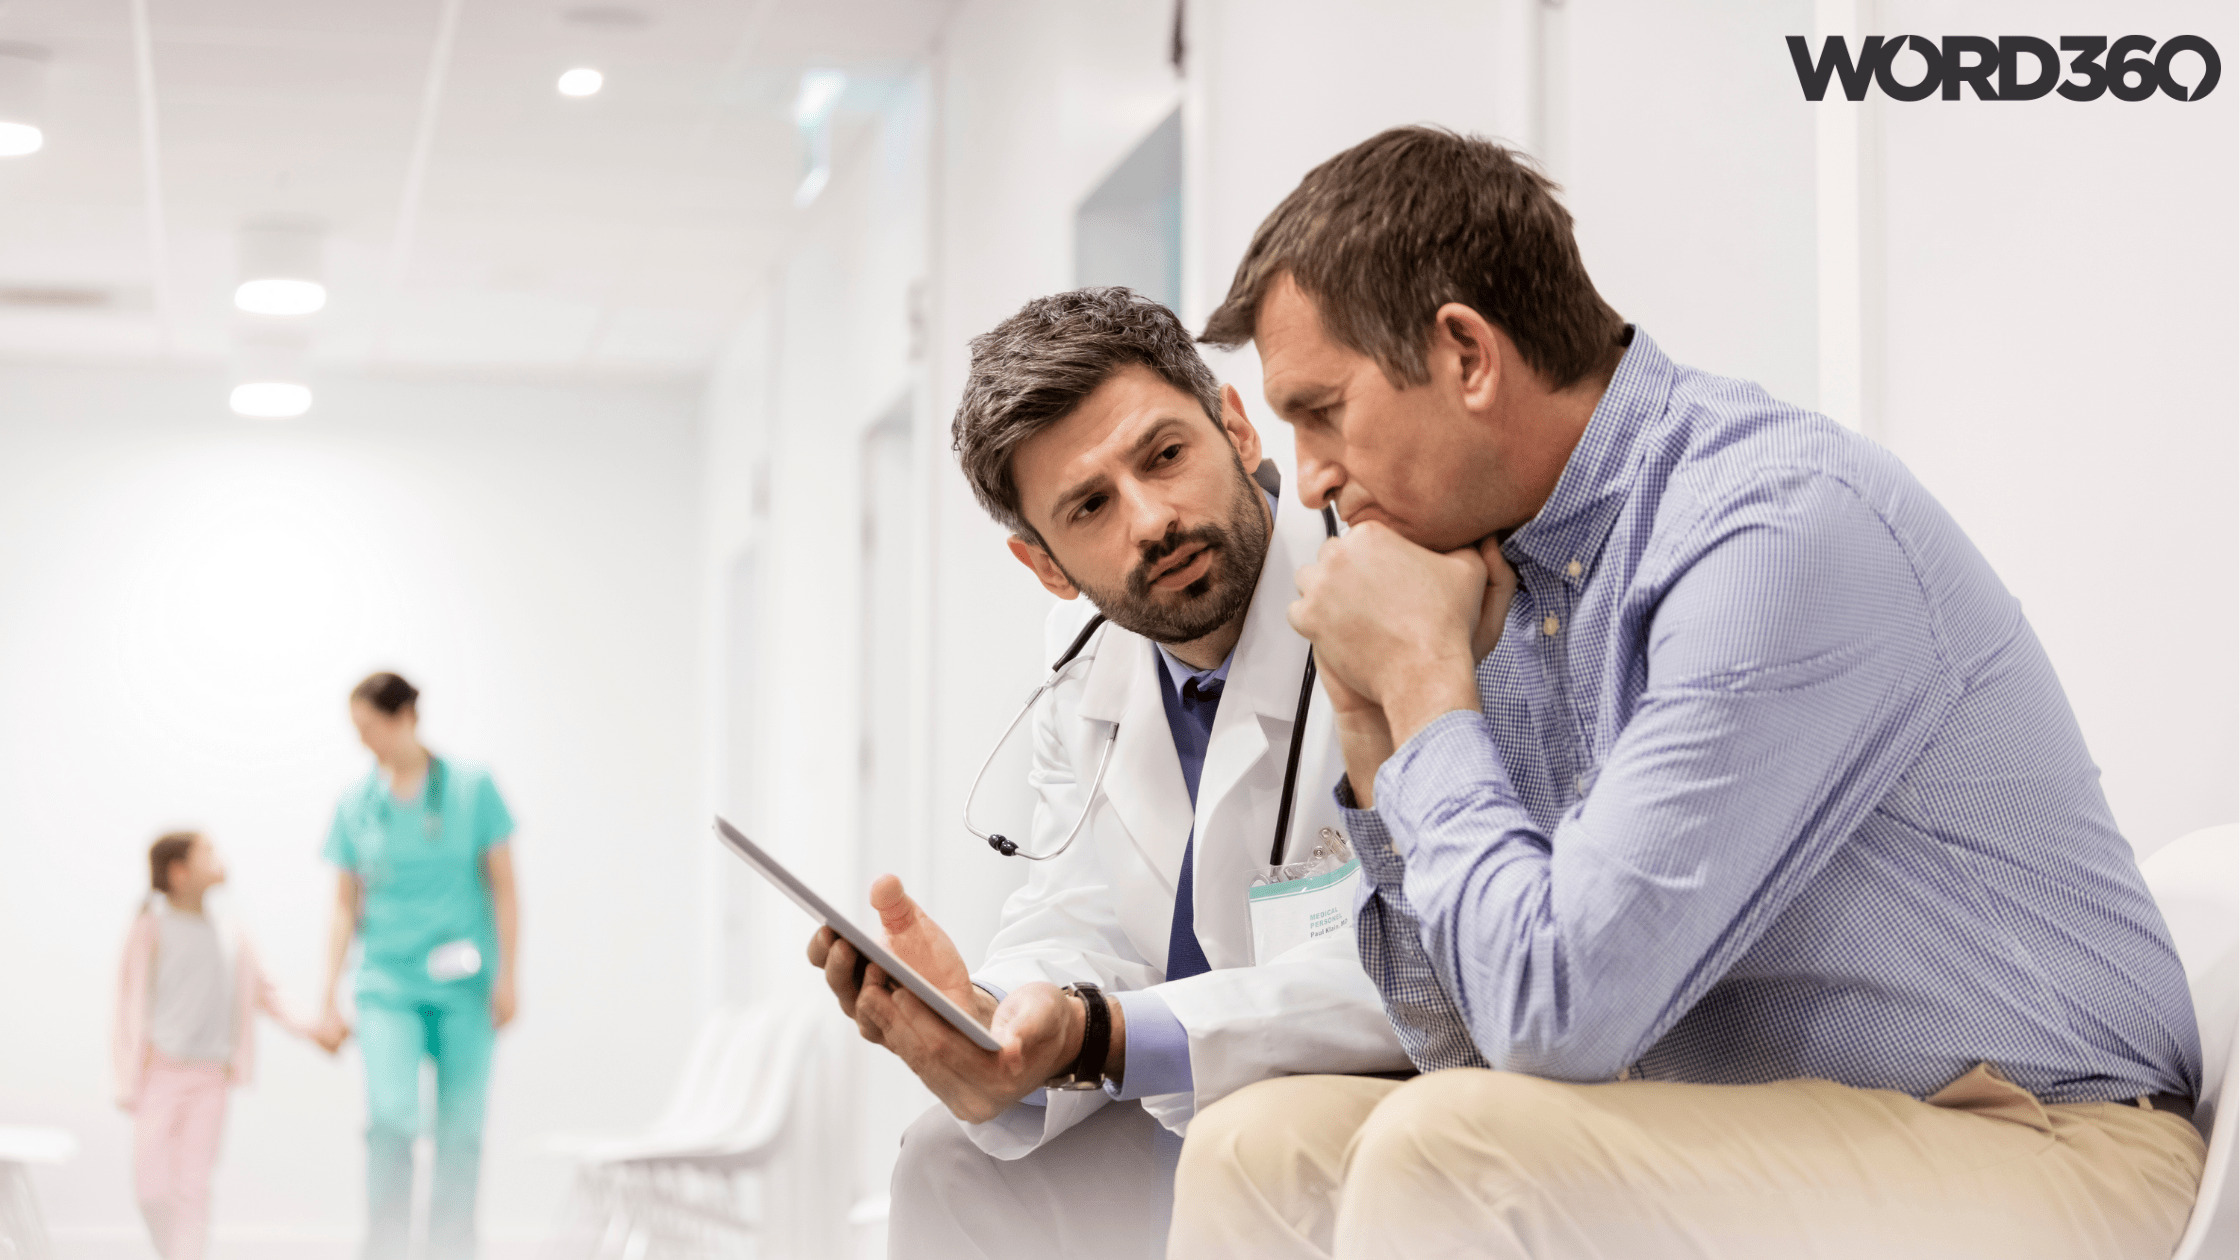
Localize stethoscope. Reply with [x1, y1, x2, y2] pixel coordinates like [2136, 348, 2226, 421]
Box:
[376, 754, 446, 841]
[964, 503, 1342, 869]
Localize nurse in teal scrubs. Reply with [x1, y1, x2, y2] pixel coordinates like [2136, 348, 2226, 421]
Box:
[315, 672, 519, 1260]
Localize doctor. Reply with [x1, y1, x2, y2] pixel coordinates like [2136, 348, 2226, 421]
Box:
[807, 287, 1408, 1260]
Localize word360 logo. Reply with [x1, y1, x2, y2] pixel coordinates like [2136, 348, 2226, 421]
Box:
[1788, 35, 2220, 102]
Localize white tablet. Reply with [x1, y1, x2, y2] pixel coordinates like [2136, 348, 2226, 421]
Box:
[712, 816, 1003, 1052]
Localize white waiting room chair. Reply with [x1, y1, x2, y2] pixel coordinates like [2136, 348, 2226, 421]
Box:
[2139, 823, 2237, 1259]
[546, 994, 839, 1260]
[0, 1126, 76, 1260]
[548, 1007, 764, 1168]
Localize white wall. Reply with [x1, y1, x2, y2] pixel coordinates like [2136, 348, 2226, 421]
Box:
[1875, 0, 2238, 854]
[0, 363, 705, 1259]
[1558, 0, 1820, 409]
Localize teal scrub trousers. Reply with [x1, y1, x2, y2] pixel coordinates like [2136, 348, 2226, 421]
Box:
[357, 987, 494, 1260]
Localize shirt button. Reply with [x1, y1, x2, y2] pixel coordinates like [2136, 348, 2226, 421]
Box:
[1542, 614, 1561, 636]
[1566, 560, 1583, 580]
[1575, 773, 1589, 793]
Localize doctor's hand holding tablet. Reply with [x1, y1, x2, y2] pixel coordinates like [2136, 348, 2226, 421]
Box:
[711, 816, 1124, 1123]
[806, 876, 1125, 1124]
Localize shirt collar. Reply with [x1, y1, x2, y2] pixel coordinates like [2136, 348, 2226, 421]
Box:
[1502, 326, 1674, 582]
[1155, 641, 1233, 701]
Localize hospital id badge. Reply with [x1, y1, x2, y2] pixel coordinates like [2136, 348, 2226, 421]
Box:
[427, 940, 483, 982]
[1246, 859, 1363, 964]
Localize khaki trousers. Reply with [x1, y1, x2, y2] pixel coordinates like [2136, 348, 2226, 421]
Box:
[1169, 1065, 2205, 1260]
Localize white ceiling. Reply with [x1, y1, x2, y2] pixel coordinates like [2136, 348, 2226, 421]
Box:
[0, 0, 953, 375]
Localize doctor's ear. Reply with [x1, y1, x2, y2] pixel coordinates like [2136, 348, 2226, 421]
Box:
[1007, 535, 1082, 600]
[1218, 384, 1263, 467]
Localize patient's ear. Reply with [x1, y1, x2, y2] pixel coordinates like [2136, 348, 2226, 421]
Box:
[1008, 536, 1081, 599]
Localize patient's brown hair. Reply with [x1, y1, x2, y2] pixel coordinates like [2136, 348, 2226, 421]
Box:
[1201, 125, 1626, 390]
[148, 831, 198, 893]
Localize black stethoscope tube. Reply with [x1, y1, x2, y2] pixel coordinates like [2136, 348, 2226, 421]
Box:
[1048, 610, 1107, 674]
[1269, 504, 1341, 867]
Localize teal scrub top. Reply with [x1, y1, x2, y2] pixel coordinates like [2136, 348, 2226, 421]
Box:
[325, 757, 514, 1003]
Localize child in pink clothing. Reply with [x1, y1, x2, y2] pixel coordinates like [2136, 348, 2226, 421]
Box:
[112, 831, 338, 1260]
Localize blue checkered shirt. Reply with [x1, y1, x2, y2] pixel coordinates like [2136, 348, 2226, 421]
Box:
[1343, 329, 2201, 1104]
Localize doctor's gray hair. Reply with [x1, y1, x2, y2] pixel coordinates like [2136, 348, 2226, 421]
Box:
[952, 287, 1223, 543]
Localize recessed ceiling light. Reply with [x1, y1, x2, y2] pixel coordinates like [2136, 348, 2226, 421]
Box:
[557, 67, 604, 97]
[234, 277, 327, 316]
[792, 69, 846, 127]
[0, 46, 46, 159]
[235, 221, 326, 316]
[230, 382, 313, 419]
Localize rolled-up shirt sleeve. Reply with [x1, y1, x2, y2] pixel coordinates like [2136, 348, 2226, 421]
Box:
[1373, 472, 1957, 1082]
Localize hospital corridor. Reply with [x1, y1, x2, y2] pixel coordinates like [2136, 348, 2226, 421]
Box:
[0, 1, 2233, 1258]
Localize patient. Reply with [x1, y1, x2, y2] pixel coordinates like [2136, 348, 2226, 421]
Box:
[113, 831, 336, 1260]
[1167, 126, 2204, 1260]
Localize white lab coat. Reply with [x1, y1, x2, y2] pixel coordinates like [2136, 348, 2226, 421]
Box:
[966, 488, 1409, 1159]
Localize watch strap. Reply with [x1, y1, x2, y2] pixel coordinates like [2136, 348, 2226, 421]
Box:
[1047, 983, 1110, 1091]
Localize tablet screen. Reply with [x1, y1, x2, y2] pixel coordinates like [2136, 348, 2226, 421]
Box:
[712, 816, 1003, 1053]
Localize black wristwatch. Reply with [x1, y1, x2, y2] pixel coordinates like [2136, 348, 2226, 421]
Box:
[1045, 983, 1111, 1091]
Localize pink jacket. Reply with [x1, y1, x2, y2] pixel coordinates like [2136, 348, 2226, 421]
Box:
[112, 903, 308, 1110]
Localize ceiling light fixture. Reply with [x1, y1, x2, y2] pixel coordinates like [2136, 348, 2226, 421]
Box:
[557, 67, 604, 97]
[235, 277, 325, 316]
[792, 69, 845, 209]
[0, 45, 50, 158]
[230, 327, 314, 419]
[229, 382, 313, 419]
[791, 70, 846, 128]
[235, 220, 327, 315]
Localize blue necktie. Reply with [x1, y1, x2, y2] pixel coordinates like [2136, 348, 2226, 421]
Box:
[1158, 666, 1222, 982]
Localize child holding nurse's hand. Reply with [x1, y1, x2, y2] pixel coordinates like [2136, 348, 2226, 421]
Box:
[112, 831, 340, 1260]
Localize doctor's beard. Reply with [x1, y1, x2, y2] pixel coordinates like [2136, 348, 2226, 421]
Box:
[1063, 456, 1272, 648]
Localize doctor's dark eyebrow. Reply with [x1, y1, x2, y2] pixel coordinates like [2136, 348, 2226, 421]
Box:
[1045, 415, 1200, 527]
